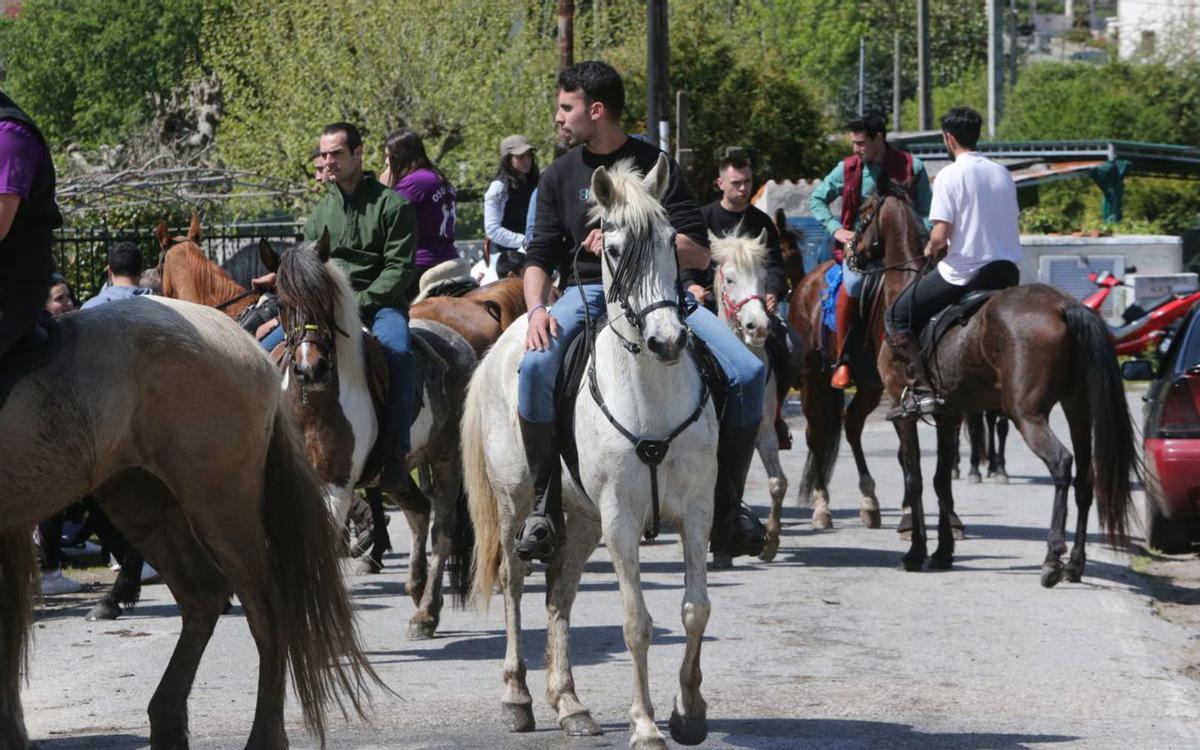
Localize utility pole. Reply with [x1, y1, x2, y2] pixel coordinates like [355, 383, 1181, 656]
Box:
[893, 31, 902, 132]
[857, 36, 866, 116]
[917, 0, 932, 130]
[987, 0, 1004, 137]
[558, 0, 574, 71]
[646, 0, 670, 152]
[1009, 0, 1019, 88]
[676, 90, 693, 178]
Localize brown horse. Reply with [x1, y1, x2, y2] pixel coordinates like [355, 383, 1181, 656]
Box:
[856, 190, 1138, 584]
[159, 215, 259, 321]
[773, 208, 807, 292]
[0, 298, 378, 748]
[409, 277, 529, 357]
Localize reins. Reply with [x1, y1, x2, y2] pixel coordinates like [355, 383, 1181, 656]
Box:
[215, 288, 260, 311]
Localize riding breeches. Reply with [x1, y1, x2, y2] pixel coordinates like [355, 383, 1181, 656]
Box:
[841, 261, 865, 299]
[0, 275, 51, 360]
[371, 306, 414, 454]
[886, 260, 1020, 338]
[517, 283, 766, 428]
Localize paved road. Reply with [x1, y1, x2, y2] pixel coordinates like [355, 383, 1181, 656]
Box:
[22, 394, 1200, 749]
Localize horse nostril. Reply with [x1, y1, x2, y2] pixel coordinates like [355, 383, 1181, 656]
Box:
[673, 329, 688, 351]
[746, 320, 757, 330]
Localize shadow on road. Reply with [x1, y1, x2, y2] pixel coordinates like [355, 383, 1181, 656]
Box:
[709, 717, 1077, 749]
[36, 734, 146, 750]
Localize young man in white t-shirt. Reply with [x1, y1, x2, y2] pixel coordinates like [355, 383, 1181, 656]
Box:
[884, 107, 1022, 419]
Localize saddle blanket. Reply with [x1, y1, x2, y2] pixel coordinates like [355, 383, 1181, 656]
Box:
[820, 262, 843, 332]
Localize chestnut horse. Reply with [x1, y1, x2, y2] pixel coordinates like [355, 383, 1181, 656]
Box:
[409, 277, 530, 358]
[0, 297, 377, 748]
[158, 215, 260, 321]
[856, 190, 1138, 584]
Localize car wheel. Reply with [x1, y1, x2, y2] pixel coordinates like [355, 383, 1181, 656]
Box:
[1145, 496, 1200, 554]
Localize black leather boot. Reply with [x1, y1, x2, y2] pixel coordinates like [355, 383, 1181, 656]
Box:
[710, 421, 767, 557]
[515, 418, 562, 563]
[886, 331, 943, 421]
[377, 441, 409, 497]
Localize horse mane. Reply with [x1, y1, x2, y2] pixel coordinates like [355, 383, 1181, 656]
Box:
[586, 158, 670, 304]
[162, 241, 246, 304]
[276, 240, 357, 342]
[710, 228, 767, 280]
[860, 187, 923, 265]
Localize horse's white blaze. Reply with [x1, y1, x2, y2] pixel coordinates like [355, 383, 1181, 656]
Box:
[327, 265, 377, 500]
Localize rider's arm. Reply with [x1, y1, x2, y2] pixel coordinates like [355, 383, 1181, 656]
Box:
[657, 156, 710, 270]
[0, 194, 18, 241]
[676, 233, 710, 270]
[358, 199, 416, 316]
[483, 180, 525, 250]
[524, 170, 568, 351]
[924, 220, 951, 259]
[809, 163, 845, 237]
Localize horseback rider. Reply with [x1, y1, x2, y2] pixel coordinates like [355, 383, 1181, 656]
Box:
[517, 60, 768, 563]
[809, 114, 932, 389]
[690, 154, 802, 446]
[0, 90, 64, 362]
[260, 122, 418, 493]
[885, 107, 1022, 420]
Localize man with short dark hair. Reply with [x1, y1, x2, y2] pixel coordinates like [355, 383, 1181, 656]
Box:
[518, 60, 767, 564]
[885, 106, 1021, 419]
[0, 89, 64, 360]
[81, 242, 155, 309]
[809, 114, 932, 389]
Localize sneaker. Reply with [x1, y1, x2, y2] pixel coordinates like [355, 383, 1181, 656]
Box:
[40, 570, 82, 596]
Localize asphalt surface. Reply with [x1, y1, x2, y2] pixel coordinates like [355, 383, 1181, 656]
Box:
[21, 392, 1200, 749]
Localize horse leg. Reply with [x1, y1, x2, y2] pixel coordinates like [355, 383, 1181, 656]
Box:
[1064, 400, 1093, 583]
[86, 548, 144, 622]
[966, 412, 985, 484]
[544, 508, 603, 736]
[402, 506, 430, 610]
[895, 419, 927, 571]
[0, 530, 37, 750]
[846, 386, 882, 528]
[354, 487, 390, 575]
[1012, 415, 1074, 588]
[991, 412, 1010, 484]
[757, 382, 788, 562]
[603, 512, 665, 749]
[800, 375, 839, 531]
[668, 504, 713, 746]
[929, 415, 962, 570]
[498, 520, 535, 732]
[408, 460, 458, 639]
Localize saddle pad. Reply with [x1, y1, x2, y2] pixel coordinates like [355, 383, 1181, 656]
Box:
[919, 289, 1000, 359]
[0, 321, 60, 415]
[820, 263, 843, 333]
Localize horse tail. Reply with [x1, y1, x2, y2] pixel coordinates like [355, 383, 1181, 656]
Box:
[1063, 303, 1140, 547]
[261, 403, 383, 741]
[798, 375, 844, 503]
[448, 485, 475, 605]
[0, 529, 38, 688]
[462, 365, 501, 607]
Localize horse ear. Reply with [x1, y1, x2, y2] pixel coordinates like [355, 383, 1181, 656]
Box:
[258, 238, 280, 272]
[187, 213, 202, 243]
[774, 208, 787, 234]
[155, 220, 170, 250]
[642, 153, 670, 200]
[591, 167, 616, 211]
[755, 228, 769, 247]
[315, 228, 332, 263]
[707, 229, 720, 246]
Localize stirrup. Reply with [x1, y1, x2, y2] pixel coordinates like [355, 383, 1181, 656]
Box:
[711, 503, 766, 558]
[515, 513, 558, 563]
[831, 363, 852, 390]
[886, 387, 943, 421]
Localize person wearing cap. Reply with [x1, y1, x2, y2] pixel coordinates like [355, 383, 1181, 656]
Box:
[479, 134, 538, 284]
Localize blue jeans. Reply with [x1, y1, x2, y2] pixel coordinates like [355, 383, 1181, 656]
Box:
[517, 284, 765, 428]
[842, 261, 865, 298]
[261, 307, 413, 453]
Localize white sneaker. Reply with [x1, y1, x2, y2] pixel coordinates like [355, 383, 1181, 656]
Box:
[40, 570, 82, 596]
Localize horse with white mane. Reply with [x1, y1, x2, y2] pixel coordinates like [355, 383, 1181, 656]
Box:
[710, 227, 792, 561]
[464, 156, 719, 748]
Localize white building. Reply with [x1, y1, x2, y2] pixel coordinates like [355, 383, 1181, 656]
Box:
[1114, 0, 1200, 59]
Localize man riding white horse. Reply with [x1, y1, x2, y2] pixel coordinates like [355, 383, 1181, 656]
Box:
[516, 61, 768, 563]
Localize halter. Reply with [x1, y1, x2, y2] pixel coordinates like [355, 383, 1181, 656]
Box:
[281, 313, 338, 404]
[598, 219, 687, 355]
[717, 264, 766, 336]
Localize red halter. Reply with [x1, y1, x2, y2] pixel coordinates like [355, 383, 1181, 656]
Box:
[718, 264, 766, 322]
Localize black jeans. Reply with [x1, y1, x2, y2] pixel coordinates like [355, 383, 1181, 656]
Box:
[887, 260, 1019, 337]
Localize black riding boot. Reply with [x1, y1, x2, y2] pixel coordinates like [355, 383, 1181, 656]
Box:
[886, 331, 943, 421]
[710, 421, 767, 557]
[515, 418, 562, 563]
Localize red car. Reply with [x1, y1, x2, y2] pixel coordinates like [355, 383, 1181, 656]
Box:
[1123, 307, 1200, 552]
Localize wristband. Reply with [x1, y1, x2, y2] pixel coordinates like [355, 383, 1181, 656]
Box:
[528, 304, 548, 319]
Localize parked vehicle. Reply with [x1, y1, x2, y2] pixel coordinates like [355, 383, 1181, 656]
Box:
[1082, 267, 1200, 356]
[1122, 306, 1200, 553]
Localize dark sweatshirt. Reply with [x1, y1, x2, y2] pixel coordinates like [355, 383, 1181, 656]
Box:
[525, 137, 708, 288]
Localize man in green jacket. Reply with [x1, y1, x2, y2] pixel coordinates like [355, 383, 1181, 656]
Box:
[264, 122, 417, 491]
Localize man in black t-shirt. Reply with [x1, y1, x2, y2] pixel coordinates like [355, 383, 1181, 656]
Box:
[516, 61, 767, 564]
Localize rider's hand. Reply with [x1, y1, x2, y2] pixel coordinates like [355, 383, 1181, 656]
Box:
[251, 271, 277, 290]
[766, 293, 778, 313]
[686, 284, 710, 305]
[255, 317, 279, 341]
[582, 228, 604, 257]
[834, 228, 855, 246]
[923, 241, 936, 258]
[525, 306, 559, 352]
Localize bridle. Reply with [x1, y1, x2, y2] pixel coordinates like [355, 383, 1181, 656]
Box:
[594, 218, 688, 355]
[717, 264, 766, 337]
[280, 306, 338, 403]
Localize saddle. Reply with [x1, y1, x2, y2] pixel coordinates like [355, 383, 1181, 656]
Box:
[918, 289, 1001, 361]
[0, 320, 60, 414]
[554, 319, 727, 490]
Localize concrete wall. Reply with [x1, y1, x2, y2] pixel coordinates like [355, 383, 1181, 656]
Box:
[1116, 0, 1200, 59]
[1019, 234, 1183, 282]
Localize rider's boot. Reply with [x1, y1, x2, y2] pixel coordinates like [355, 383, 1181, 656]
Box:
[710, 421, 767, 558]
[514, 417, 562, 563]
[886, 331, 943, 421]
[377, 438, 409, 496]
[830, 286, 857, 389]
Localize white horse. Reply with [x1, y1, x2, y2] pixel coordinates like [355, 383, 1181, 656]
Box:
[710, 228, 788, 561]
[463, 155, 720, 749]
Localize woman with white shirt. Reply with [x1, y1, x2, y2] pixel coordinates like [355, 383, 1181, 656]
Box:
[478, 134, 538, 283]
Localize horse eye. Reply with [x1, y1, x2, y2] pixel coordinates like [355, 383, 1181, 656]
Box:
[607, 246, 620, 258]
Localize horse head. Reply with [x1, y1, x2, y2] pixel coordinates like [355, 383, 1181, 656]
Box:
[710, 226, 770, 348]
[774, 208, 806, 290]
[853, 184, 921, 271]
[267, 230, 352, 390]
[589, 154, 688, 364]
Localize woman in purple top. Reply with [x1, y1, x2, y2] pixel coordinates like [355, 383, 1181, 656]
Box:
[380, 128, 458, 299]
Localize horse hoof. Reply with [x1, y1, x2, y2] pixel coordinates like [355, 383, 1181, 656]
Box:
[669, 707, 708, 746]
[560, 712, 603, 736]
[1065, 559, 1085, 583]
[85, 601, 121, 622]
[758, 543, 779, 563]
[1041, 563, 1064, 588]
[994, 472, 1009, 485]
[861, 509, 881, 529]
[952, 527, 966, 541]
[354, 557, 383, 575]
[502, 702, 535, 733]
[901, 553, 925, 572]
[951, 467, 960, 480]
[811, 510, 833, 530]
[968, 473, 982, 484]
[631, 736, 669, 750]
[709, 553, 733, 570]
[926, 554, 953, 571]
[406, 619, 438, 640]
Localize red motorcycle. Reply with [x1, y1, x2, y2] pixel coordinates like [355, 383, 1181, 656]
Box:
[1081, 267, 1200, 356]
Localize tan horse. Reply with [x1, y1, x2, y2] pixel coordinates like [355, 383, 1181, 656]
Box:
[0, 297, 377, 749]
[158, 215, 259, 321]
